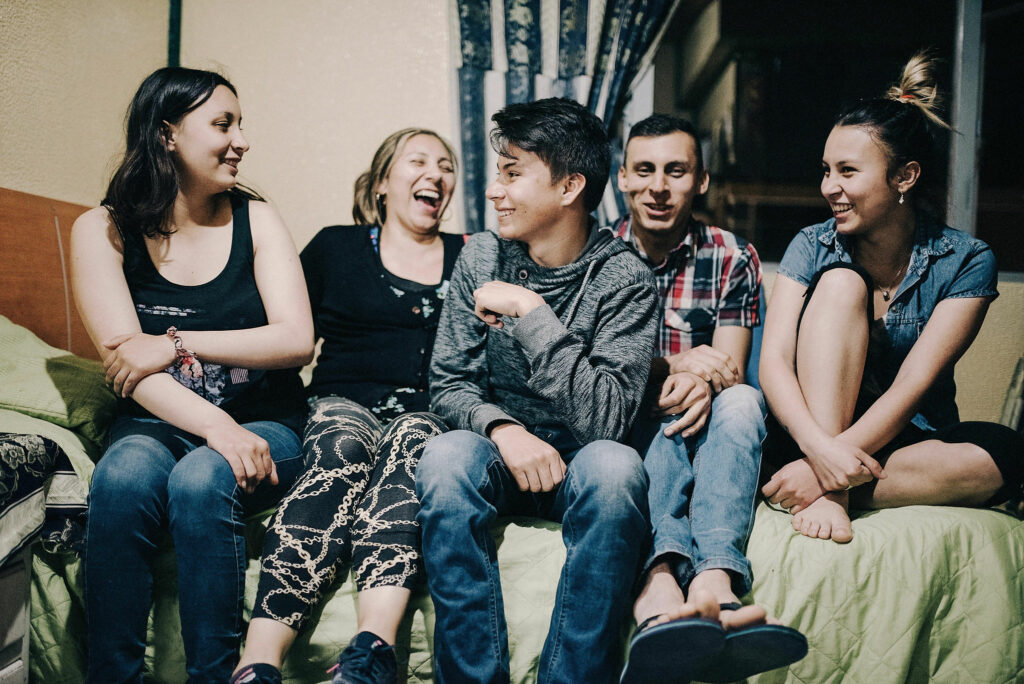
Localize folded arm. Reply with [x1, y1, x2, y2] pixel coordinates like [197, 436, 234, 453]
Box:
[512, 277, 659, 444]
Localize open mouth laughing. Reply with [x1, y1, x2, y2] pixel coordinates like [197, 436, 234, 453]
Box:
[831, 202, 852, 218]
[414, 188, 442, 211]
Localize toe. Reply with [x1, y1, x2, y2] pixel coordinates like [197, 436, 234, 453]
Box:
[832, 523, 854, 544]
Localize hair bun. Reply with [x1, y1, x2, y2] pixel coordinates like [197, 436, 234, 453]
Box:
[885, 50, 950, 129]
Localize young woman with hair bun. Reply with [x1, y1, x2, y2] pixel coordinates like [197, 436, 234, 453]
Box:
[758, 51, 1024, 543]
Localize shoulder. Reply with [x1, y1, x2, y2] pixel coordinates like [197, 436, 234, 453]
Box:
[699, 223, 761, 264]
[457, 230, 501, 265]
[597, 240, 657, 290]
[300, 225, 369, 273]
[700, 223, 748, 248]
[928, 223, 997, 282]
[795, 218, 835, 245]
[776, 218, 837, 284]
[934, 223, 992, 258]
[244, 199, 286, 239]
[782, 218, 837, 255]
[306, 224, 369, 247]
[72, 205, 115, 234]
[464, 229, 500, 251]
[440, 229, 466, 252]
[71, 206, 122, 254]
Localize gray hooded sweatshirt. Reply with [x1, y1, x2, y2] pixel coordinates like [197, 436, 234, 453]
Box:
[429, 226, 658, 446]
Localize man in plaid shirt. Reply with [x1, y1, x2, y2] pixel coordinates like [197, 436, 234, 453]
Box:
[616, 115, 805, 684]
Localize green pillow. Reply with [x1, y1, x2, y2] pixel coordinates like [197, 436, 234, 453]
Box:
[0, 316, 115, 451]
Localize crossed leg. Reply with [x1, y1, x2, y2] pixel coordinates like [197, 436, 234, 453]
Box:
[785, 267, 870, 542]
[766, 266, 1010, 542]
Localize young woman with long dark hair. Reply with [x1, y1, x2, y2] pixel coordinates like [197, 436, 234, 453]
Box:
[71, 67, 313, 681]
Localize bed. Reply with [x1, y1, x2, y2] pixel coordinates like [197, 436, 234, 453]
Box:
[3, 187, 1023, 683]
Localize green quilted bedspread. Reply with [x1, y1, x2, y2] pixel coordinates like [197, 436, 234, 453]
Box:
[745, 503, 1024, 684]
[30, 500, 1024, 683]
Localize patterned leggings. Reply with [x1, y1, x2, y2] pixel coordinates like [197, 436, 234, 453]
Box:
[251, 396, 446, 629]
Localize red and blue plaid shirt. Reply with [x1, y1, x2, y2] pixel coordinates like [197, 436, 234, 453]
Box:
[611, 217, 762, 356]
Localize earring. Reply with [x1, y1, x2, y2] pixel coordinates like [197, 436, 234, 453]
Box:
[375, 193, 386, 206]
[898, 192, 905, 205]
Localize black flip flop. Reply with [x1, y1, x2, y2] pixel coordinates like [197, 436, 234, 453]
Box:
[691, 603, 808, 683]
[619, 613, 726, 684]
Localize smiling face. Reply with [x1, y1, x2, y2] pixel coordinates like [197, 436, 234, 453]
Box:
[378, 134, 456, 235]
[165, 85, 249, 193]
[618, 131, 709, 242]
[820, 125, 904, 235]
[485, 145, 568, 244]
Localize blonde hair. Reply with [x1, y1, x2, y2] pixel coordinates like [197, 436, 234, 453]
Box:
[884, 50, 950, 130]
[352, 128, 458, 226]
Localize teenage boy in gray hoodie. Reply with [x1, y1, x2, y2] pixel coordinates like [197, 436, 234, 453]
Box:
[416, 98, 659, 684]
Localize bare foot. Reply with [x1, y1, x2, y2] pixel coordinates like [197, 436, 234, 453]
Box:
[791, 491, 853, 543]
[688, 569, 739, 607]
[688, 570, 778, 628]
[633, 561, 685, 626]
[761, 458, 825, 514]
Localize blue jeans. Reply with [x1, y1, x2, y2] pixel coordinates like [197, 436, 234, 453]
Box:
[85, 416, 303, 683]
[632, 384, 766, 595]
[416, 430, 649, 684]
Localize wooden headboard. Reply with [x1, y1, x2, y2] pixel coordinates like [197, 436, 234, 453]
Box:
[0, 187, 99, 360]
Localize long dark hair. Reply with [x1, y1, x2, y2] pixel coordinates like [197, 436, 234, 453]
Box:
[834, 51, 951, 211]
[102, 67, 261, 248]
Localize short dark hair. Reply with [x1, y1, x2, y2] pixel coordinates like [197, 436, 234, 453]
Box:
[626, 114, 703, 174]
[490, 98, 610, 212]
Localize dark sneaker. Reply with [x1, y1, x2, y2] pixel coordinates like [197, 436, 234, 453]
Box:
[329, 631, 398, 684]
[229, 663, 283, 684]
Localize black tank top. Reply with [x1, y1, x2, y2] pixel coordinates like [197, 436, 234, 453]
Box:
[119, 195, 306, 434]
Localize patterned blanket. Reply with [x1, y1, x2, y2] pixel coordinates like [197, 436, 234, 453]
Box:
[0, 432, 85, 566]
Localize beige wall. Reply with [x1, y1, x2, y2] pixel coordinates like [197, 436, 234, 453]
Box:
[0, 0, 457, 246]
[956, 279, 1024, 422]
[2, 1, 1020, 422]
[764, 272, 1024, 424]
[179, 0, 458, 248]
[0, 0, 167, 206]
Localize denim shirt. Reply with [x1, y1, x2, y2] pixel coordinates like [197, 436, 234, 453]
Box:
[778, 214, 999, 431]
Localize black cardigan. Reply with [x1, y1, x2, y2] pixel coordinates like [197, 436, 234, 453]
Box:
[300, 225, 463, 410]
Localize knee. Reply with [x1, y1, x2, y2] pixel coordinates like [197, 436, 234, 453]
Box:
[807, 266, 870, 311]
[570, 441, 647, 506]
[951, 443, 1008, 495]
[713, 385, 767, 433]
[416, 430, 491, 501]
[716, 384, 765, 416]
[91, 436, 168, 502]
[382, 412, 446, 444]
[166, 449, 235, 511]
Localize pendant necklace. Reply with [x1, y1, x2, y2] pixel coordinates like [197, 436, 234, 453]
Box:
[879, 257, 910, 302]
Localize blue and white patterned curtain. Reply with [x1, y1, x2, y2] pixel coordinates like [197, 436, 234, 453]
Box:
[454, 0, 681, 233]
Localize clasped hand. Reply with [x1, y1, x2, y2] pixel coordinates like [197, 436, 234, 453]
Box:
[805, 434, 886, 492]
[103, 332, 176, 397]
[656, 371, 712, 438]
[490, 423, 566, 493]
[762, 459, 825, 513]
[473, 281, 545, 329]
[666, 345, 741, 393]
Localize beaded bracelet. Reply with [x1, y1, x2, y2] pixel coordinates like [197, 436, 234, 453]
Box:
[166, 326, 204, 378]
